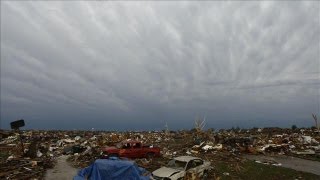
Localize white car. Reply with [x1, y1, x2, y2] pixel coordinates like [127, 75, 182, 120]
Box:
[151, 156, 211, 180]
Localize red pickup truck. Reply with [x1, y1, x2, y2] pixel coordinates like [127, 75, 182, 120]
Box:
[102, 140, 161, 159]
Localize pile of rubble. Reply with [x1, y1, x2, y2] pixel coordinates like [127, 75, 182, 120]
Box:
[1, 127, 319, 179]
[0, 130, 57, 179]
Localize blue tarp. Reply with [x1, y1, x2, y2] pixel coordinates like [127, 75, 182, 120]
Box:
[73, 158, 150, 180]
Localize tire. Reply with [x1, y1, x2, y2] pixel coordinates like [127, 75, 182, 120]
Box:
[146, 152, 155, 159]
[202, 170, 208, 180]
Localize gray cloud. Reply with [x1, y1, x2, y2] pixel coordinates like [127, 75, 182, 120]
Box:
[1, 1, 319, 130]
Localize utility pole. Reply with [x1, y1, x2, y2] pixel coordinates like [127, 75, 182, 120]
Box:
[10, 119, 25, 156]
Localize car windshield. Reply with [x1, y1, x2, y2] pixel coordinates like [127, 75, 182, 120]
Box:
[167, 160, 187, 170]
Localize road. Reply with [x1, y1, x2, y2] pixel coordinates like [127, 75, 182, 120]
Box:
[244, 154, 320, 176]
[45, 155, 79, 180]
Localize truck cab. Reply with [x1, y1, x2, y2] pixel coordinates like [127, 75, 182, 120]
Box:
[102, 140, 160, 159]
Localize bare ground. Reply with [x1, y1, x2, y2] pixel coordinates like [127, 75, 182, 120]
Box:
[244, 154, 320, 176]
[45, 155, 79, 180]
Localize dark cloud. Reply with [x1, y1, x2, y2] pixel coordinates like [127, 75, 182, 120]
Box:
[1, 1, 319, 130]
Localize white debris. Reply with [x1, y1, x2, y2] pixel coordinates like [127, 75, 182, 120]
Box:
[90, 136, 97, 140]
[223, 172, 230, 176]
[7, 155, 15, 161]
[212, 144, 223, 150]
[301, 136, 312, 144]
[24, 167, 32, 171]
[202, 145, 213, 151]
[74, 136, 81, 141]
[63, 139, 75, 143]
[37, 150, 43, 157]
[289, 145, 296, 149]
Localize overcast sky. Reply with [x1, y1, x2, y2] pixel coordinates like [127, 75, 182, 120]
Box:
[1, 1, 319, 130]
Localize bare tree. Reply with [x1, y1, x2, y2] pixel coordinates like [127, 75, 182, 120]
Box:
[195, 116, 206, 132]
[312, 113, 319, 131]
[164, 122, 169, 135]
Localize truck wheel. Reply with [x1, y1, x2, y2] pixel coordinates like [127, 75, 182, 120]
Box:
[146, 152, 155, 160]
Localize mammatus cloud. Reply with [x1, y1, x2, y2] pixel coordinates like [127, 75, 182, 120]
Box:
[1, 1, 319, 130]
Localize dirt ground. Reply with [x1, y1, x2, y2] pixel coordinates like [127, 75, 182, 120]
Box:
[44, 154, 320, 179]
[44, 155, 79, 180]
[244, 154, 320, 176]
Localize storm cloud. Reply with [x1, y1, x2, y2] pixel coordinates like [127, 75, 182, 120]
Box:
[1, 1, 319, 130]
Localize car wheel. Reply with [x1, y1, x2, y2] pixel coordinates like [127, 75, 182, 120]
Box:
[202, 170, 208, 180]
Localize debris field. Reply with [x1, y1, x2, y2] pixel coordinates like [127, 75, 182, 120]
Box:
[0, 127, 319, 179]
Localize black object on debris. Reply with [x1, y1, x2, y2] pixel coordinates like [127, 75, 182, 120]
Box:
[10, 119, 25, 130]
